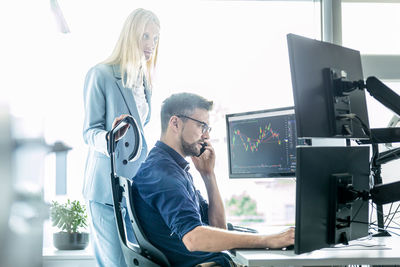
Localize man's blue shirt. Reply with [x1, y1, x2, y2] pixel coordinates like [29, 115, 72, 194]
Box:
[132, 141, 231, 267]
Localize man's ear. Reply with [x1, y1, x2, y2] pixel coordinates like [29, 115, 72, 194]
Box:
[169, 116, 180, 132]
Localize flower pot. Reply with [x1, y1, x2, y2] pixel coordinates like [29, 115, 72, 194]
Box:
[53, 232, 89, 250]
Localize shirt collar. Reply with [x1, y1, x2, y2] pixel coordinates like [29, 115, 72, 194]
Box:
[155, 141, 190, 171]
[111, 64, 122, 79]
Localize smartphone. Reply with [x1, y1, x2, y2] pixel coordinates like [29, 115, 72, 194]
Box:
[198, 143, 207, 157]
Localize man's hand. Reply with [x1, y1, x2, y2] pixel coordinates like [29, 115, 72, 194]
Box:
[264, 227, 295, 249]
[109, 114, 132, 141]
[191, 141, 226, 229]
[191, 141, 215, 177]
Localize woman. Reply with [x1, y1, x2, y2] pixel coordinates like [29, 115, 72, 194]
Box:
[82, 8, 160, 267]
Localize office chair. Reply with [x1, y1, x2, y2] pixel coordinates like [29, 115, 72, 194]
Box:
[108, 116, 171, 267]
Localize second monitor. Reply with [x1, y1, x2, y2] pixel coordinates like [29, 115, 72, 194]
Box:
[226, 107, 297, 179]
[287, 33, 370, 139]
[295, 146, 370, 254]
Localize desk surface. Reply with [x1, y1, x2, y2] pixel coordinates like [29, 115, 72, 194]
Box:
[231, 236, 400, 266]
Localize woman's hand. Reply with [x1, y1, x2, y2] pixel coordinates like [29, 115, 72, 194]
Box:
[109, 114, 132, 141]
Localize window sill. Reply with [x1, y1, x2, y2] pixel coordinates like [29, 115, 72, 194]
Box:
[42, 246, 94, 260]
[43, 246, 95, 267]
[42, 219, 95, 267]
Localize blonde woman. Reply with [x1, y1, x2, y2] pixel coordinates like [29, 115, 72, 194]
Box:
[82, 8, 160, 267]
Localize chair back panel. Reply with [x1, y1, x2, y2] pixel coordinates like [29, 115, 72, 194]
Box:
[109, 116, 170, 266]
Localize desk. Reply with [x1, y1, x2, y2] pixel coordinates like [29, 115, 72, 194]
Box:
[230, 236, 400, 266]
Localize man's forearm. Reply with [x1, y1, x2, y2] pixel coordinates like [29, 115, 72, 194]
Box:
[202, 173, 226, 229]
[182, 225, 293, 252]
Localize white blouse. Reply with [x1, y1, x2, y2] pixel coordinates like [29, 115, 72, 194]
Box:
[132, 84, 149, 125]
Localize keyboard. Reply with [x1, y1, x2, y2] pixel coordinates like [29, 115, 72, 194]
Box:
[227, 223, 258, 234]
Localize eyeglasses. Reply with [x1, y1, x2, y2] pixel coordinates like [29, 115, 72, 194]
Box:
[176, 115, 212, 134]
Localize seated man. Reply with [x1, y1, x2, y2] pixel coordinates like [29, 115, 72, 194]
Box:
[133, 92, 294, 267]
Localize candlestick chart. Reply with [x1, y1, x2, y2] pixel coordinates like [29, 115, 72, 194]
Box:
[228, 112, 297, 177]
[232, 123, 281, 153]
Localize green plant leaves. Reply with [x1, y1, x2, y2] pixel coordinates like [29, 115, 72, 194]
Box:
[50, 199, 88, 234]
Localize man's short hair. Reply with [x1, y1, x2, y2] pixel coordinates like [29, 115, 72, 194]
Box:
[160, 92, 213, 133]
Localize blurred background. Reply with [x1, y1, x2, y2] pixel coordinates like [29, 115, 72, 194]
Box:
[1, 0, 400, 266]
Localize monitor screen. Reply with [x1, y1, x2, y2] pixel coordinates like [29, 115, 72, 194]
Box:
[287, 33, 370, 139]
[226, 107, 297, 178]
[295, 146, 370, 254]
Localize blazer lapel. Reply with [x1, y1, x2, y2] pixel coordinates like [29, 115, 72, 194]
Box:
[143, 76, 152, 124]
[112, 65, 145, 131]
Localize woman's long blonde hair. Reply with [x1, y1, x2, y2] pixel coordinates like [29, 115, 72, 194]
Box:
[103, 8, 160, 89]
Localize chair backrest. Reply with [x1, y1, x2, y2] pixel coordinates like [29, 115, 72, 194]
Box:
[111, 175, 171, 267]
[109, 117, 171, 267]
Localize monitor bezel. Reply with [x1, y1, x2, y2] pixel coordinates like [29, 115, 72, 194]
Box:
[226, 106, 296, 179]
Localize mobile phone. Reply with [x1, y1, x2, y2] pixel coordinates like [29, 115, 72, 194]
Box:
[198, 143, 207, 157]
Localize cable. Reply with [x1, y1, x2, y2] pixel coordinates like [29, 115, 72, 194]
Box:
[360, 221, 400, 231]
[349, 220, 369, 226]
[356, 233, 373, 241]
[333, 115, 400, 235]
[366, 202, 400, 237]
[372, 203, 400, 227]
[369, 202, 379, 226]
[353, 114, 372, 139]
[350, 201, 365, 224]
[336, 113, 373, 144]
[337, 243, 386, 249]
[353, 218, 400, 236]
[384, 202, 393, 227]
[370, 203, 400, 230]
[342, 243, 385, 248]
[385, 203, 400, 230]
[369, 201, 374, 226]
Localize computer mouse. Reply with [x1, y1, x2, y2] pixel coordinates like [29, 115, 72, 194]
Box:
[283, 244, 295, 251]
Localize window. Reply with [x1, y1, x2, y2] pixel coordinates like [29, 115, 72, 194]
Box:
[342, 0, 400, 129]
[150, 0, 320, 227]
[342, 0, 400, 228]
[42, 0, 320, 228]
[5, 1, 321, 244]
[342, 1, 400, 54]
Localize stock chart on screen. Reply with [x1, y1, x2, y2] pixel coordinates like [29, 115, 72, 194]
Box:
[226, 107, 297, 178]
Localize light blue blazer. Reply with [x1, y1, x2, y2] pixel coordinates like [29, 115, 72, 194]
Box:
[82, 64, 151, 204]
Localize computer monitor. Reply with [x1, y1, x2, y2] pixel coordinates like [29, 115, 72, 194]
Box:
[287, 33, 370, 139]
[295, 146, 370, 254]
[226, 107, 297, 179]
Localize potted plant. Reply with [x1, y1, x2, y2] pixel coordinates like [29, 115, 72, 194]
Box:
[50, 199, 89, 250]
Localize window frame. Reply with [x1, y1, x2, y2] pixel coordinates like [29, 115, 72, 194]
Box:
[329, 0, 400, 81]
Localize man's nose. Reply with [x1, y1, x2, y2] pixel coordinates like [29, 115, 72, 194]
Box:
[202, 131, 210, 139]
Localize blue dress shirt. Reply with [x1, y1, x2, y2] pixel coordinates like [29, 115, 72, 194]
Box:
[133, 141, 231, 267]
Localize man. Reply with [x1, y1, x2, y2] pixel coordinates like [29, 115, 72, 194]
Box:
[133, 93, 294, 267]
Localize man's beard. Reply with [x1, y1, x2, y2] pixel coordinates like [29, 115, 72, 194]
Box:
[181, 136, 200, 157]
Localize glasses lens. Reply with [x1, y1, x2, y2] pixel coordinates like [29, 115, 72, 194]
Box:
[203, 125, 211, 133]
[178, 115, 211, 134]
